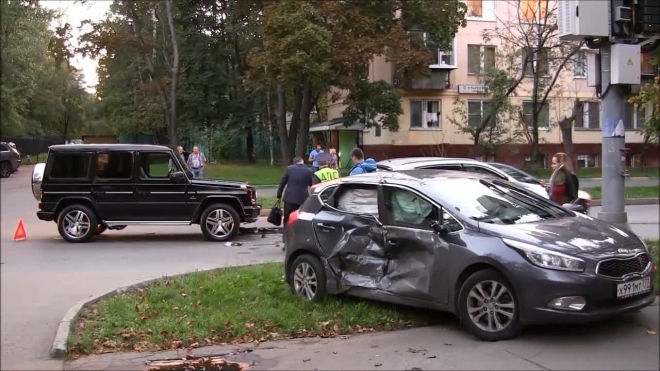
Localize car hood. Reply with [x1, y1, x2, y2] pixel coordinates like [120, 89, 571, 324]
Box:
[190, 179, 248, 188]
[478, 214, 645, 259]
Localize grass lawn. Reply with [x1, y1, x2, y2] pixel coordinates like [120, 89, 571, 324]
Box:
[583, 186, 659, 200]
[257, 196, 279, 209]
[535, 167, 659, 179]
[648, 239, 660, 293]
[203, 163, 284, 185]
[68, 263, 434, 357]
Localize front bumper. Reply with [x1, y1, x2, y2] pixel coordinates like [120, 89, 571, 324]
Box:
[37, 211, 56, 222]
[244, 205, 261, 223]
[516, 263, 657, 325]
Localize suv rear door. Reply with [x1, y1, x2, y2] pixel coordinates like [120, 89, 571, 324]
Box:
[135, 151, 192, 221]
[92, 150, 139, 221]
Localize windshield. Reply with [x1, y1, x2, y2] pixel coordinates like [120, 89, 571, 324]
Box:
[432, 178, 570, 225]
[490, 163, 541, 185]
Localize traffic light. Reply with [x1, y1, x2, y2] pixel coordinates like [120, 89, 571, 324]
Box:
[634, 0, 660, 35]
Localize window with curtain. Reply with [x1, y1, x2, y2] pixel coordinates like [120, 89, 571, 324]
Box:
[520, 0, 548, 22]
[574, 51, 587, 78]
[524, 48, 549, 76]
[467, 0, 483, 18]
[575, 101, 600, 129]
[522, 101, 550, 129]
[410, 100, 441, 129]
[467, 45, 496, 74]
[468, 101, 493, 128]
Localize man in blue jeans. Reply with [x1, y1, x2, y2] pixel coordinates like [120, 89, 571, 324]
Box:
[307, 144, 324, 172]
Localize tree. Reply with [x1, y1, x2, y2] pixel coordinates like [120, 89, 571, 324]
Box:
[248, 0, 467, 164]
[478, 0, 584, 170]
[629, 49, 660, 144]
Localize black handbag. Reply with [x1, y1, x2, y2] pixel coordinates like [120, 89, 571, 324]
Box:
[267, 199, 283, 226]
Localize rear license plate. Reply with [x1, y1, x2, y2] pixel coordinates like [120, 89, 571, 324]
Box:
[617, 277, 651, 299]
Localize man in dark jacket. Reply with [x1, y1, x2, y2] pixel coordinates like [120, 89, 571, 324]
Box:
[277, 156, 313, 226]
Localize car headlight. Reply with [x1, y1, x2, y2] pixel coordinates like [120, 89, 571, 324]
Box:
[503, 238, 586, 272]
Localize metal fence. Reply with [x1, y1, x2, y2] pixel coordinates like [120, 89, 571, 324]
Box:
[1, 136, 61, 163]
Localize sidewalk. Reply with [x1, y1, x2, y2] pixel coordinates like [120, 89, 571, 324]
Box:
[65, 298, 659, 371]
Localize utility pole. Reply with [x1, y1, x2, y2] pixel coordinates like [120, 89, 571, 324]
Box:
[558, 0, 660, 228]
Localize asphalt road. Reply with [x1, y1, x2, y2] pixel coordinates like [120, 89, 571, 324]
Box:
[1, 167, 658, 371]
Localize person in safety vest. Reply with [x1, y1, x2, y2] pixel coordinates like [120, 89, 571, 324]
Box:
[312, 152, 339, 185]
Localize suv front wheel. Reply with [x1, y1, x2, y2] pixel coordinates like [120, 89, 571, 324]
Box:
[57, 204, 98, 243]
[200, 203, 240, 242]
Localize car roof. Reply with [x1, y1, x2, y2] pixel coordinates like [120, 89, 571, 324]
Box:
[321, 169, 493, 188]
[376, 157, 477, 166]
[48, 144, 172, 152]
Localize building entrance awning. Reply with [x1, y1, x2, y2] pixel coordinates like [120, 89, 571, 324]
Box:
[309, 118, 365, 133]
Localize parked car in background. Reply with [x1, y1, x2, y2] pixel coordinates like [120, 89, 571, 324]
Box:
[31, 144, 261, 243]
[284, 170, 656, 341]
[376, 157, 549, 199]
[0, 141, 21, 177]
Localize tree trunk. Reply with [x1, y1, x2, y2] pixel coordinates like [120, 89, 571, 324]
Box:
[287, 85, 303, 162]
[266, 84, 274, 166]
[276, 84, 291, 165]
[164, 0, 179, 146]
[296, 82, 313, 158]
[246, 126, 255, 163]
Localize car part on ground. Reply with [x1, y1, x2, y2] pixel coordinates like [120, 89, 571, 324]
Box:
[31, 144, 260, 243]
[284, 170, 657, 341]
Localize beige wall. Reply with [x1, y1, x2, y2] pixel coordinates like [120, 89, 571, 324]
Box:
[327, 0, 648, 148]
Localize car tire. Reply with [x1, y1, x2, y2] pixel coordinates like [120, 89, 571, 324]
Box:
[95, 224, 108, 235]
[0, 161, 11, 178]
[57, 204, 98, 243]
[457, 268, 522, 342]
[200, 203, 240, 242]
[288, 254, 327, 302]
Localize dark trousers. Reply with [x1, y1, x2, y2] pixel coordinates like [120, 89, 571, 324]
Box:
[283, 202, 301, 226]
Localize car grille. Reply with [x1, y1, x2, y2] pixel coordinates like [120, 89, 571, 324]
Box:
[596, 253, 650, 279]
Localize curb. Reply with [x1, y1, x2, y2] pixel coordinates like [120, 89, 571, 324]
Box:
[591, 198, 659, 207]
[258, 198, 659, 215]
[50, 266, 236, 359]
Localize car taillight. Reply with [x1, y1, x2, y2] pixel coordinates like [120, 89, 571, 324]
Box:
[247, 188, 256, 205]
[38, 202, 42, 209]
[287, 210, 299, 226]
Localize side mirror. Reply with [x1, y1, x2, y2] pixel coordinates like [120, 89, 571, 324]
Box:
[171, 171, 185, 180]
[562, 203, 584, 212]
[430, 221, 450, 234]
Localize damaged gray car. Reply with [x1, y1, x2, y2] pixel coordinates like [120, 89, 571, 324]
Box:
[283, 170, 657, 341]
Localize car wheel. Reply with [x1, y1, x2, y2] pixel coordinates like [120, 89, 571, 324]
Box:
[57, 205, 98, 243]
[458, 268, 522, 341]
[289, 254, 327, 302]
[0, 162, 11, 178]
[95, 224, 108, 235]
[200, 203, 240, 241]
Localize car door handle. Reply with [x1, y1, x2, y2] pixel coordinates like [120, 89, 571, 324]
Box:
[386, 239, 399, 247]
[316, 223, 335, 230]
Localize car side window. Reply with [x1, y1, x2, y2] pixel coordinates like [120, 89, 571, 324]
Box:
[465, 165, 505, 179]
[382, 186, 436, 230]
[421, 164, 463, 171]
[0, 144, 8, 152]
[333, 184, 379, 217]
[318, 185, 338, 204]
[140, 152, 174, 179]
[96, 151, 133, 180]
[442, 210, 463, 233]
[49, 152, 92, 179]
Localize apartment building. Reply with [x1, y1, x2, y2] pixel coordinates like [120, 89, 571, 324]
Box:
[320, 0, 658, 169]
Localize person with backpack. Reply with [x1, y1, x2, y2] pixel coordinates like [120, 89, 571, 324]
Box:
[348, 148, 377, 176]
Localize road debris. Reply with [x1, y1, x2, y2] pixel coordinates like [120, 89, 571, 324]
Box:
[147, 355, 249, 371]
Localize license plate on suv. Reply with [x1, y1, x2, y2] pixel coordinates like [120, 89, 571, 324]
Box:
[617, 277, 651, 299]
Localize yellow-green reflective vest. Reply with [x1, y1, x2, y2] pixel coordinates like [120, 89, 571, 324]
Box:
[314, 167, 339, 182]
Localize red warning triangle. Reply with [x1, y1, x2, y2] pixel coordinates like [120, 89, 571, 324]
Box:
[13, 219, 26, 241]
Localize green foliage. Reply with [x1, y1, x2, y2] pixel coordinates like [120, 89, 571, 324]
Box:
[629, 49, 660, 143]
[342, 80, 404, 132]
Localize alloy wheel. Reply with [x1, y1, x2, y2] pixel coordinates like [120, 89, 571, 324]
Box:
[0, 163, 10, 177]
[205, 209, 235, 238]
[466, 280, 516, 333]
[62, 210, 91, 239]
[293, 262, 318, 300]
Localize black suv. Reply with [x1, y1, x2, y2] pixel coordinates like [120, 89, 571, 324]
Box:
[31, 144, 261, 243]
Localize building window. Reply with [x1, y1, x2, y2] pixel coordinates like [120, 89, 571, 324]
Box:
[467, 100, 494, 128]
[410, 100, 441, 129]
[467, 45, 496, 74]
[466, 0, 495, 21]
[625, 102, 649, 130]
[374, 124, 382, 137]
[524, 48, 549, 76]
[409, 31, 457, 68]
[574, 50, 587, 78]
[577, 154, 598, 168]
[522, 101, 550, 130]
[574, 101, 600, 129]
[520, 0, 548, 23]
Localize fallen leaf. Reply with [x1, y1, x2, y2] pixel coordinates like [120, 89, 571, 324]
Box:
[375, 363, 382, 367]
[427, 355, 436, 359]
[190, 342, 200, 348]
[647, 330, 658, 335]
[134, 305, 140, 313]
[172, 307, 180, 311]
[332, 351, 338, 354]
[444, 343, 452, 346]
[333, 324, 339, 332]
[180, 291, 188, 298]
[303, 358, 311, 362]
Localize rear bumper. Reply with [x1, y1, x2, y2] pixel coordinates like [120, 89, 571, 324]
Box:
[37, 211, 56, 222]
[244, 205, 261, 223]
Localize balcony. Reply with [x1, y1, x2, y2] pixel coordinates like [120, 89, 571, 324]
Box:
[392, 69, 450, 91]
